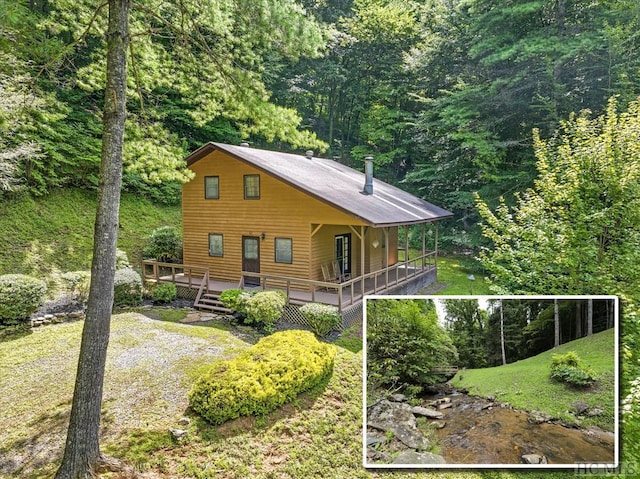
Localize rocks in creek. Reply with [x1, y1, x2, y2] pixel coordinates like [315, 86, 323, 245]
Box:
[368, 400, 418, 432]
[367, 397, 448, 464]
[389, 393, 407, 402]
[393, 450, 447, 465]
[521, 454, 548, 464]
[412, 406, 445, 420]
[528, 410, 553, 424]
[570, 401, 605, 418]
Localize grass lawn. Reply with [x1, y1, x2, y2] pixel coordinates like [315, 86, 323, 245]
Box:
[0, 312, 582, 479]
[453, 328, 617, 431]
[433, 256, 492, 295]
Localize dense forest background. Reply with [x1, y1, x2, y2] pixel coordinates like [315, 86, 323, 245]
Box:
[2, 0, 640, 250]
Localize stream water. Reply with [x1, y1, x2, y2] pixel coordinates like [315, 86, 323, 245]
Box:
[425, 390, 615, 465]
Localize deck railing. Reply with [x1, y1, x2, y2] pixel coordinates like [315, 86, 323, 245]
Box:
[241, 251, 436, 312]
[142, 251, 436, 313]
[142, 260, 209, 290]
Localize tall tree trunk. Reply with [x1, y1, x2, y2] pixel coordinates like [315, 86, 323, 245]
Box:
[55, 1, 129, 477]
[587, 298, 593, 336]
[500, 300, 506, 365]
[554, 299, 560, 348]
[575, 300, 582, 339]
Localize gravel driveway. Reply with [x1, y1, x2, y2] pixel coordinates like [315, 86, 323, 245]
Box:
[0, 311, 254, 478]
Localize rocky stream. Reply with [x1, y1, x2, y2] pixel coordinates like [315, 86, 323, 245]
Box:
[366, 386, 615, 466]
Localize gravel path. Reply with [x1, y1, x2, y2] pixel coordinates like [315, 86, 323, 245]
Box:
[0, 311, 251, 478]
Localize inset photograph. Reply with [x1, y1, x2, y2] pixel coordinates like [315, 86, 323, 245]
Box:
[363, 296, 618, 469]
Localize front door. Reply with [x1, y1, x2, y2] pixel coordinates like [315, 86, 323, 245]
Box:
[242, 236, 261, 286]
[335, 233, 352, 277]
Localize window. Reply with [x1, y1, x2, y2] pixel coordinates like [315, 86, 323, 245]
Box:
[208, 233, 223, 257]
[275, 237, 293, 264]
[205, 176, 219, 199]
[244, 174, 260, 199]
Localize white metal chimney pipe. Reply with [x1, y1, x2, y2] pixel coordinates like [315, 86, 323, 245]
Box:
[363, 156, 374, 195]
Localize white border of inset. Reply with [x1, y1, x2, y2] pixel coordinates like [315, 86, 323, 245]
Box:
[362, 295, 619, 470]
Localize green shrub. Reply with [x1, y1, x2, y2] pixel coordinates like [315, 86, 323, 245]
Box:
[115, 248, 131, 269]
[299, 303, 340, 337]
[59, 271, 91, 302]
[550, 351, 597, 387]
[189, 330, 336, 425]
[113, 268, 143, 307]
[245, 290, 287, 332]
[0, 274, 47, 322]
[219, 289, 246, 312]
[142, 226, 183, 263]
[152, 282, 177, 304]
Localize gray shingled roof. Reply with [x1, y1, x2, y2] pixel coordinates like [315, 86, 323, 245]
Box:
[185, 142, 453, 227]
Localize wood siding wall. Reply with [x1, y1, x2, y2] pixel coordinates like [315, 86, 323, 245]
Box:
[182, 150, 367, 283]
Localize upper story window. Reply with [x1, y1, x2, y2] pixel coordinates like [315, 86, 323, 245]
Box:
[244, 174, 260, 199]
[205, 176, 219, 199]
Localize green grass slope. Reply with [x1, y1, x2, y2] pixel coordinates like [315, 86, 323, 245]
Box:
[0, 188, 181, 276]
[453, 328, 616, 431]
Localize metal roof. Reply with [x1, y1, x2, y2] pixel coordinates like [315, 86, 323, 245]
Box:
[185, 142, 453, 227]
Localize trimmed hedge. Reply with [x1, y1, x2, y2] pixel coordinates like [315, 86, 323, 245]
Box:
[0, 274, 47, 322]
[152, 282, 177, 303]
[244, 290, 287, 332]
[299, 303, 340, 337]
[113, 268, 143, 307]
[189, 330, 336, 425]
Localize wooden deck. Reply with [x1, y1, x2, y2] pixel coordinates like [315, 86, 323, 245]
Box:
[142, 254, 438, 313]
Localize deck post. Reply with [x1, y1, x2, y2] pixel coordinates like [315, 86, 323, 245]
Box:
[384, 227, 389, 289]
[404, 225, 409, 281]
[360, 226, 366, 298]
[435, 222, 439, 270]
[421, 223, 426, 269]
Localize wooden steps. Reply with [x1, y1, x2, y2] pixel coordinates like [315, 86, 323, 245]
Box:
[194, 293, 233, 314]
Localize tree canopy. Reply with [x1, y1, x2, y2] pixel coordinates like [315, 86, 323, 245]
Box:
[476, 97, 640, 299]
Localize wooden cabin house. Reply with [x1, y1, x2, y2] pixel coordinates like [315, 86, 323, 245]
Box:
[144, 142, 452, 322]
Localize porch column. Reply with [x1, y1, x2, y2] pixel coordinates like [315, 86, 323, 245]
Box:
[361, 225, 366, 297]
[404, 224, 409, 281]
[421, 223, 426, 270]
[435, 222, 439, 269]
[384, 227, 389, 288]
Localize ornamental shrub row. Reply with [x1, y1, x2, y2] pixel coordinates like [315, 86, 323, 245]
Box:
[189, 330, 335, 425]
[0, 274, 47, 322]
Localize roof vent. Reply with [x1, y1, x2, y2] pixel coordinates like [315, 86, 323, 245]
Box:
[363, 156, 374, 195]
[305, 150, 314, 159]
[240, 142, 250, 147]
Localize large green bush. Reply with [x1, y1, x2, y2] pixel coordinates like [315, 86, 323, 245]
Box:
[152, 282, 177, 304]
[244, 290, 287, 332]
[367, 299, 458, 389]
[550, 351, 597, 388]
[142, 226, 183, 263]
[0, 274, 47, 322]
[113, 268, 143, 307]
[300, 303, 340, 337]
[219, 289, 250, 313]
[189, 330, 335, 425]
